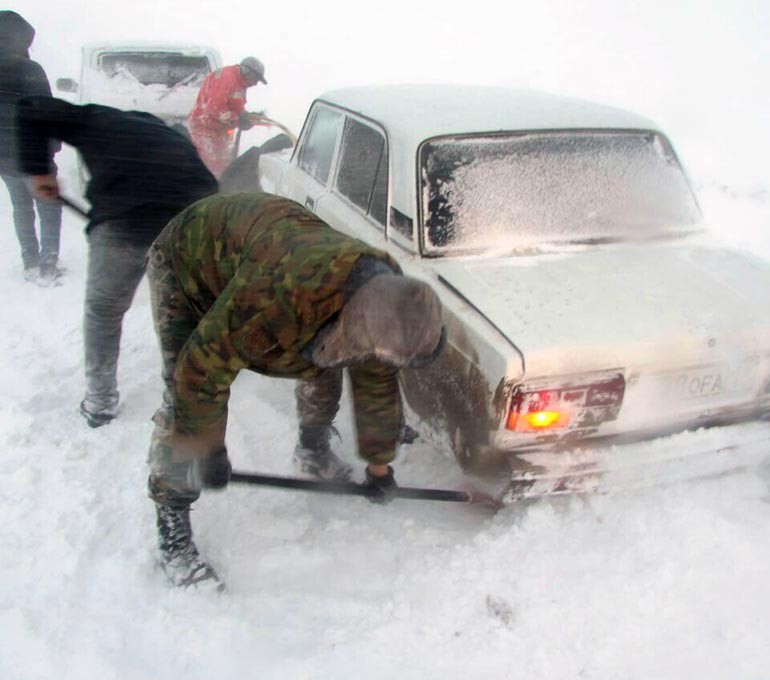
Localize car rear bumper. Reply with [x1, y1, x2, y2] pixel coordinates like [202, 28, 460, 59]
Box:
[500, 419, 770, 503]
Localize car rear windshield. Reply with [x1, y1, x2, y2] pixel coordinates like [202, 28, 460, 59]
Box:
[99, 53, 211, 87]
[420, 131, 702, 255]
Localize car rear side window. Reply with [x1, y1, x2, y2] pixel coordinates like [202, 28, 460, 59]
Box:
[335, 118, 388, 226]
[298, 107, 342, 185]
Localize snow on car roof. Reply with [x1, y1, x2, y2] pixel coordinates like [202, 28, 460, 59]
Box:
[318, 84, 660, 142]
[83, 41, 219, 54]
[316, 85, 662, 219]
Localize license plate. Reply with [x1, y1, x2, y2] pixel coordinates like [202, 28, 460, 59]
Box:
[669, 360, 758, 401]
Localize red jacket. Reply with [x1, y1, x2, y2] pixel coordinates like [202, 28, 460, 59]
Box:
[188, 65, 247, 131]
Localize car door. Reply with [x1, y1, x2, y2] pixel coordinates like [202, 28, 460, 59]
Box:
[313, 114, 389, 245]
[279, 104, 343, 212]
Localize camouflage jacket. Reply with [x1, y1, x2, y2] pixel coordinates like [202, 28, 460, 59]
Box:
[161, 192, 403, 464]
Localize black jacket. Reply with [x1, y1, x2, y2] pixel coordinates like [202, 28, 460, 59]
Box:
[16, 97, 219, 243]
[0, 12, 52, 176]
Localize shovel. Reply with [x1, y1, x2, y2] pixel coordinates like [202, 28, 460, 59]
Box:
[247, 113, 297, 145]
[230, 470, 503, 509]
[59, 195, 89, 219]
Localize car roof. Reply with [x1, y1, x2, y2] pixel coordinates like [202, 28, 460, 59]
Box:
[318, 84, 660, 139]
[314, 85, 663, 217]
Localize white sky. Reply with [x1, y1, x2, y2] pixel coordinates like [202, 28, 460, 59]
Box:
[12, 0, 770, 188]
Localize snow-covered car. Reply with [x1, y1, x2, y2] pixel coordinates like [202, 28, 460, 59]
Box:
[55, 42, 222, 128]
[259, 85, 770, 494]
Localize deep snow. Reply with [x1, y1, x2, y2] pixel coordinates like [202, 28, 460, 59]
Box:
[1, 164, 769, 680]
[2, 0, 770, 677]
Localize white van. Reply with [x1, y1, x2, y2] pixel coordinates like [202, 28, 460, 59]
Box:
[56, 42, 223, 127]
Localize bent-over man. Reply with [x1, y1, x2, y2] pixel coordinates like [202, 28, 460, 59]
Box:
[146, 192, 445, 590]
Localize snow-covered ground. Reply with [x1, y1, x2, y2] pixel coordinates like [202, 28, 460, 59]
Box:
[0, 164, 769, 680]
[3, 0, 770, 677]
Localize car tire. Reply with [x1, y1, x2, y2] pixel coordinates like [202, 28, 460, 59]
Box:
[451, 424, 509, 477]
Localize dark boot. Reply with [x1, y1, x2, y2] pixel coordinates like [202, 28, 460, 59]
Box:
[293, 425, 353, 481]
[400, 423, 419, 445]
[37, 261, 63, 287]
[79, 400, 116, 428]
[155, 503, 224, 591]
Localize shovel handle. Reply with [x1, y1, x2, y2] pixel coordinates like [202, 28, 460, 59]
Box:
[247, 114, 298, 145]
[229, 470, 498, 506]
[59, 195, 89, 218]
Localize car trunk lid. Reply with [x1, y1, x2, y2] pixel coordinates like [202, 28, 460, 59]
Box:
[432, 241, 770, 428]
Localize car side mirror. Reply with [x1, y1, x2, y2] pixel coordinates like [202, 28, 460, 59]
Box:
[56, 78, 78, 93]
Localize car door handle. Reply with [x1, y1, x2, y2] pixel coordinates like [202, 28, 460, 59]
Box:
[305, 196, 315, 211]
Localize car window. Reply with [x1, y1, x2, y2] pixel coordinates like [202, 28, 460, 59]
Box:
[420, 131, 702, 255]
[335, 118, 388, 226]
[98, 53, 211, 87]
[298, 106, 342, 186]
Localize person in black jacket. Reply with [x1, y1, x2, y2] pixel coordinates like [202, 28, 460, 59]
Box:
[16, 96, 219, 427]
[0, 11, 62, 283]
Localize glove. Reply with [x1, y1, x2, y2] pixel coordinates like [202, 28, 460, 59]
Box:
[190, 447, 232, 489]
[363, 465, 398, 504]
[29, 174, 60, 201]
[237, 112, 254, 131]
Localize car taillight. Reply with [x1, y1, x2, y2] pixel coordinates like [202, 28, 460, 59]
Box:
[506, 373, 625, 433]
[509, 410, 572, 432]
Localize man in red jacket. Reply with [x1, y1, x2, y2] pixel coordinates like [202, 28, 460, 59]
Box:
[187, 56, 266, 176]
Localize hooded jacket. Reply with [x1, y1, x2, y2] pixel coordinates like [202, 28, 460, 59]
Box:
[0, 12, 53, 176]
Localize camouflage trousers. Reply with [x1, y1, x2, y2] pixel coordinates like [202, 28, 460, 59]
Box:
[146, 228, 345, 507]
[146, 228, 201, 508]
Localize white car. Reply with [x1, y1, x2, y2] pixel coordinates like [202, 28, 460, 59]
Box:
[260, 85, 770, 495]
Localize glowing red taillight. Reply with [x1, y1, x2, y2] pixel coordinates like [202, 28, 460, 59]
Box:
[506, 374, 625, 433]
[507, 409, 571, 432]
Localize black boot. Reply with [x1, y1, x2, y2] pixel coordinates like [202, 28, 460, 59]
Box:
[37, 261, 63, 287]
[155, 504, 224, 591]
[293, 425, 353, 481]
[400, 423, 419, 445]
[79, 400, 116, 428]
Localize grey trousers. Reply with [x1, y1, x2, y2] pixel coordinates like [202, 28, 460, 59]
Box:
[82, 226, 149, 415]
[1, 173, 62, 269]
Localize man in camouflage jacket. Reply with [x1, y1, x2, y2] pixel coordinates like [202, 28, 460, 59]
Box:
[147, 192, 445, 589]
